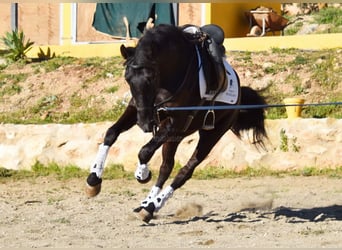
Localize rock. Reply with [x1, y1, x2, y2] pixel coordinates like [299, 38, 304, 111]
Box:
[262, 62, 275, 70]
[297, 24, 319, 35]
[0, 58, 7, 65]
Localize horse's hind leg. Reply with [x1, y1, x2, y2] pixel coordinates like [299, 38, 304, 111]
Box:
[171, 118, 236, 189]
[135, 140, 182, 223]
[85, 104, 137, 197]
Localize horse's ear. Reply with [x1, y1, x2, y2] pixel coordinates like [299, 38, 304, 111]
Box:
[120, 44, 135, 59]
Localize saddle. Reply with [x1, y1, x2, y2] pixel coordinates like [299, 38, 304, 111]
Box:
[182, 24, 228, 96]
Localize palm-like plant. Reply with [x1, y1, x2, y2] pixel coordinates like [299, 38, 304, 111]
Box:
[1, 29, 34, 61]
[37, 47, 56, 60]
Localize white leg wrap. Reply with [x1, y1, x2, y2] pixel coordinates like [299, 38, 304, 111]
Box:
[152, 186, 174, 212]
[140, 186, 161, 207]
[135, 162, 150, 181]
[90, 143, 110, 178]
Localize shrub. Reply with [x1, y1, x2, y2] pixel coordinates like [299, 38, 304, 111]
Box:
[314, 7, 342, 26]
[1, 29, 34, 62]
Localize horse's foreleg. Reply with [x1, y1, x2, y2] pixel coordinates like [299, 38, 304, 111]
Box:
[138, 122, 234, 223]
[85, 104, 137, 197]
[87, 143, 109, 182]
[136, 138, 189, 223]
[134, 121, 172, 183]
[136, 185, 175, 224]
[138, 140, 181, 208]
[138, 137, 219, 220]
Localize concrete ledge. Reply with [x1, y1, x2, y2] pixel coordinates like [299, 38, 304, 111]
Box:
[0, 118, 341, 171]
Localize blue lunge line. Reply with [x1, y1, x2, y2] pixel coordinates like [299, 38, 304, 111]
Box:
[158, 102, 342, 112]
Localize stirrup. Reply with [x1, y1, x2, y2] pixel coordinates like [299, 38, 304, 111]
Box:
[202, 109, 215, 130]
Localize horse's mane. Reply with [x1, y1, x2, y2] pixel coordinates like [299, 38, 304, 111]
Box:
[133, 24, 190, 67]
[124, 24, 197, 94]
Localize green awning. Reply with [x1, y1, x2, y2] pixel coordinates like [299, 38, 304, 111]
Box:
[92, 3, 175, 38]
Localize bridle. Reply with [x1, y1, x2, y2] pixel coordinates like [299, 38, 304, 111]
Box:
[126, 44, 200, 135]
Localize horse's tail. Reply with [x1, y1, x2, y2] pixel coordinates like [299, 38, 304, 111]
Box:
[232, 86, 268, 148]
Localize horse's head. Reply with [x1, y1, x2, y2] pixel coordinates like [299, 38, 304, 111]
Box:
[120, 44, 158, 133]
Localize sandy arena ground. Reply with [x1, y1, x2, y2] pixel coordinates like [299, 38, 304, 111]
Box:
[0, 176, 341, 248]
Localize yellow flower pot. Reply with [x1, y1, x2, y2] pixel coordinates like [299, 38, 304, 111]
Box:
[283, 98, 305, 119]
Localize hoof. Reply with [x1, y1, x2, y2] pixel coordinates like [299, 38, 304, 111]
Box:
[133, 206, 143, 213]
[134, 203, 155, 224]
[85, 173, 102, 197]
[137, 208, 154, 224]
[85, 182, 101, 197]
[136, 170, 152, 184]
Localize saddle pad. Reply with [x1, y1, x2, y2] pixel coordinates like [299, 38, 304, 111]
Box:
[197, 49, 239, 104]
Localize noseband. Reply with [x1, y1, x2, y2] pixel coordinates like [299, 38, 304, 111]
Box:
[127, 64, 141, 70]
[126, 59, 156, 70]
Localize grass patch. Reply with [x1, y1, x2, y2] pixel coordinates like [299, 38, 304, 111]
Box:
[313, 7, 342, 27]
[1, 163, 341, 183]
[259, 48, 341, 119]
[260, 81, 287, 119]
[105, 85, 119, 94]
[234, 51, 253, 64]
[0, 161, 133, 182]
[0, 99, 126, 124]
[31, 95, 61, 114]
[32, 56, 77, 73]
[193, 166, 289, 179]
[62, 100, 126, 124]
[302, 102, 342, 119]
[193, 165, 342, 179]
[285, 7, 342, 35]
[103, 164, 134, 180]
[82, 56, 124, 84]
[284, 21, 303, 36]
[284, 73, 300, 85]
[291, 55, 308, 65]
[0, 73, 27, 97]
[0, 161, 88, 181]
[263, 64, 288, 75]
[310, 53, 340, 89]
[0, 82, 22, 97]
[31, 161, 87, 179]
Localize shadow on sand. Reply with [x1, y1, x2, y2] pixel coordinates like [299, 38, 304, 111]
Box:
[164, 204, 342, 225]
[273, 204, 342, 222]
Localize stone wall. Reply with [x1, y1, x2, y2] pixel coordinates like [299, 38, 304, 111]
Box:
[0, 118, 341, 172]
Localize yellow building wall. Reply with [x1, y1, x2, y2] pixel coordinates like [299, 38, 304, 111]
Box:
[210, 3, 281, 38]
[24, 3, 341, 58]
[26, 33, 342, 59]
[60, 3, 72, 45]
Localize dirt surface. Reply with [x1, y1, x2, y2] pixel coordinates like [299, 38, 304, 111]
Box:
[1, 176, 341, 248]
[1, 48, 341, 120]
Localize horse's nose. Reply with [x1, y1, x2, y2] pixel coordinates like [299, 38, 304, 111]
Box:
[137, 120, 154, 133]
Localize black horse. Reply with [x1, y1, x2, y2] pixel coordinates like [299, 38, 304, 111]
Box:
[85, 24, 267, 223]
